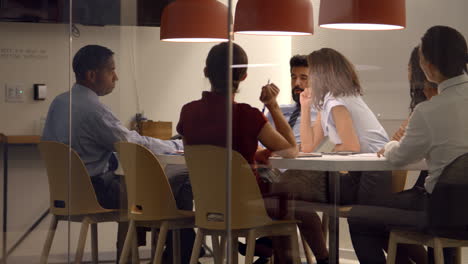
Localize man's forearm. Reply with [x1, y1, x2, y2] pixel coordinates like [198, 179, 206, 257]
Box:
[267, 102, 296, 147]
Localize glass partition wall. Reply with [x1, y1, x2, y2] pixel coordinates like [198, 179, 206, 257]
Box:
[1, 0, 467, 263]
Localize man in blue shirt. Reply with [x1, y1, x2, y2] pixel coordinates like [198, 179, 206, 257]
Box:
[42, 45, 194, 263]
[266, 55, 317, 149]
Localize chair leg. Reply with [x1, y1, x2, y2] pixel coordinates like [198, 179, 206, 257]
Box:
[90, 223, 98, 264]
[245, 230, 256, 264]
[386, 232, 398, 264]
[150, 227, 157, 263]
[190, 229, 204, 264]
[300, 232, 314, 264]
[455, 247, 462, 264]
[132, 233, 140, 264]
[40, 215, 59, 264]
[290, 227, 302, 264]
[119, 220, 136, 264]
[321, 213, 329, 242]
[434, 238, 444, 264]
[153, 222, 169, 264]
[230, 236, 239, 264]
[211, 235, 221, 264]
[74, 219, 90, 264]
[219, 235, 227, 262]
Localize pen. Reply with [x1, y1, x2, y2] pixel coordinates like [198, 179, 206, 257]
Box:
[262, 79, 270, 113]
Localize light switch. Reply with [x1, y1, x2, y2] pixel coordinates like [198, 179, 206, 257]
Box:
[5, 83, 25, 103]
[34, 84, 47, 100]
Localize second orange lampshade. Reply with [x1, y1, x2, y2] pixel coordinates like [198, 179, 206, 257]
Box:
[160, 0, 229, 42]
[234, 0, 314, 36]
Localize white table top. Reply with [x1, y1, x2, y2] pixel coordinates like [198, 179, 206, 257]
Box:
[269, 153, 427, 171]
[156, 153, 428, 172]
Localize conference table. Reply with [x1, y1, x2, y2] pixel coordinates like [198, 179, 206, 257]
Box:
[156, 152, 427, 264]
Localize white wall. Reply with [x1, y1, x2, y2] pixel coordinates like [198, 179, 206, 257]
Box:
[0, 23, 292, 136]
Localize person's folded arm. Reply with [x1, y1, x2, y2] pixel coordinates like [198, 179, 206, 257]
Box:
[258, 83, 297, 158]
[384, 109, 431, 166]
[258, 122, 298, 158]
[299, 88, 323, 152]
[332, 106, 361, 152]
[92, 111, 182, 154]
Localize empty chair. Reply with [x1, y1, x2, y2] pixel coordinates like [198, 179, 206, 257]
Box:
[114, 142, 195, 264]
[184, 145, 301, 264]
[38, 141, 122, 264]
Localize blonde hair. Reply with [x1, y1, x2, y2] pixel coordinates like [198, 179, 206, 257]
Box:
[307, 48, 362, 109]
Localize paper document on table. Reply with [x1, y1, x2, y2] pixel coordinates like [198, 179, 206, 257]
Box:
[349, 153, 378, 157]
[164, 150, 184, 155]
[297, 152, 322, 157]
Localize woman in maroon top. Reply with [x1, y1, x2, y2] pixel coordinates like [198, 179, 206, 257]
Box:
[177, 42, 298, 186]
[177, 43, 320, 263]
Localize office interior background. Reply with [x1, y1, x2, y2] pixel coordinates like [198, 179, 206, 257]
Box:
[0, 0, 467, 263]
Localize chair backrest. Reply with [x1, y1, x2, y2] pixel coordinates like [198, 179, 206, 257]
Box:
[38, 141, 106, 215]
[114, 142, 181, 220]
[428, 152, 468, 239]
[184, 145, 273, 230]
[391, 170, 408, 193]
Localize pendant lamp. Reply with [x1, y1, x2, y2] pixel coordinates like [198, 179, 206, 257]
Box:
[160, 0, 229, 42]
[319, 0, 406, 30]
[234, 0, 314, 36]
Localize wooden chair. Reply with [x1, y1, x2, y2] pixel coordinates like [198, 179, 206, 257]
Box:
[386, 153, 468, 264]
[115, 142, 195, 264]
[38, 141, 122, 264]
[300, 170, 408, 264]
[184, 145, 301, 264]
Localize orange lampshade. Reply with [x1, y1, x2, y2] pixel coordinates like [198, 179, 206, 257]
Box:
[160, 0, 229, 42]
[319, 0, 406, 30]
[234, 0, 314, 36]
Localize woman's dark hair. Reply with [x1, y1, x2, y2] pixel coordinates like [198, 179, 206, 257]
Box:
[289, 55, 308, 71]
[409, 47, 437, 112]
[421, 25, 468, 78]
[307, 48, 362, 109]
[72, 45, 114, 81]
[205, 42, 248, 94]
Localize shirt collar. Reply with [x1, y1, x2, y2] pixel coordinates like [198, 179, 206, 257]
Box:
[438, 74, 468, 93]
[73, 83, 99, 100]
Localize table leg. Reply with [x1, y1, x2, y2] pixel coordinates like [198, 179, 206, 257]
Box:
[328, 171, 340, 264]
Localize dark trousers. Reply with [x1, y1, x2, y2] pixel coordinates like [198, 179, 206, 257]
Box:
[347, 187, 428, 264]
[164, 165, 196, 264]
[348, 170, 457, 264]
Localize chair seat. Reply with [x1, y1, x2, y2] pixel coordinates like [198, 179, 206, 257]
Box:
[55, 210, 124, 223]
[128, 209, 195, 222]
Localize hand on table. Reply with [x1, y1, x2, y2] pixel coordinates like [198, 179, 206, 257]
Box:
[377, 148, 385, 158]
[255, 148, 273, 166]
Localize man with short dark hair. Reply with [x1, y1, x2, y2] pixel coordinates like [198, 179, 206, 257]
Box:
[42, 45, 194, 263]
[266, 55, 317, 149]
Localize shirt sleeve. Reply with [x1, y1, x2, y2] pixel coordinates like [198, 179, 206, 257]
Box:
[322, 98, 345, 144]
[244, 105, 267, 137]
[384, 108, 431, 166]
[86, 109, 183, 155]
[176, 104, 186, 136]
